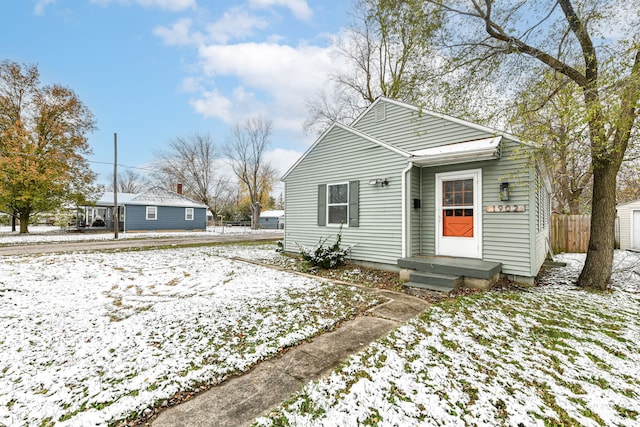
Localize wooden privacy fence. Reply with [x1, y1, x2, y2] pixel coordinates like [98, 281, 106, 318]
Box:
[550, 214, 591, 253]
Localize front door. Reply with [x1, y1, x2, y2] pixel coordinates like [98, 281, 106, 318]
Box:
[436, 169, 482, 258]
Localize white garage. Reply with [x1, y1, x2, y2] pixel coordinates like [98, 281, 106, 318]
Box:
[617, 199, 640, 251]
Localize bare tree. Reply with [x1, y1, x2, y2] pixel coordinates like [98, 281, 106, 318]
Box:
[426, 0, 640, 290]
[304, 0, 443, 134]
[154, 133, 230, 217]
[106, 169, 150, 194]
[510, 72, 593, 214]
[225, 117, 276, 229]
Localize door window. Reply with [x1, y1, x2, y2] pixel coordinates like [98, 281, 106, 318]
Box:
[442, 179, 474, 237]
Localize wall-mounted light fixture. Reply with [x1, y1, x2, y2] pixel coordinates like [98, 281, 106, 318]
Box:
[368, 178, 389, 187]
[500, 182, 510, 201]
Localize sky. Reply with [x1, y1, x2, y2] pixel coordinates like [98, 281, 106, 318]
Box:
[2, 0, 353, 193]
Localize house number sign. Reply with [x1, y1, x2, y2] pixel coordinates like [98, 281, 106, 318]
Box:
[486, 205, 525, 213]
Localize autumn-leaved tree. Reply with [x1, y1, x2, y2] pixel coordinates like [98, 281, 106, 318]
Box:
[0, 60, 97, 233]
[426, 0, 640, 290]
[225, 117, 277, 229]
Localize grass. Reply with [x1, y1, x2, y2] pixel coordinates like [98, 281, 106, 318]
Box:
[254, 271, 640, 427]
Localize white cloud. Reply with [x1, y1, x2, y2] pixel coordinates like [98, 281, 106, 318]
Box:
[90, 0, 196, 11]
[153, 18, 201, 45]
[264, 147, 302, 178]
[193, 41, 335, 132]
[189, 89, 234, 122]
[205, 8, 270, 44]
[249, 0, 312, 21]
[34, 0, 56, 15]
[154, 8, 271, 46]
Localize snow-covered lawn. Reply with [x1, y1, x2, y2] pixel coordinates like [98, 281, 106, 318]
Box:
[0, 244, 378, 426]
[256, 251, 640, 427]
[0, 225, 280, 246]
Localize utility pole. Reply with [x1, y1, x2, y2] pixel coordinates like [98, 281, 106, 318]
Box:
[113, 132, 118, 239]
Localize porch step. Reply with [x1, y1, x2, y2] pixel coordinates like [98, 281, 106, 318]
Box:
[403, 281, 456, 293]
[398, 256, 502, 279]
[409, 271, 462, 289]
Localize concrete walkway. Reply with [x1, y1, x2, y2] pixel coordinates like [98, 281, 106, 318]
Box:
[151, 288, 429, 427]
[0, 232, 282, 256]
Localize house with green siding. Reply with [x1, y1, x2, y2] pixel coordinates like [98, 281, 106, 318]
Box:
[282, 98, 551, 288]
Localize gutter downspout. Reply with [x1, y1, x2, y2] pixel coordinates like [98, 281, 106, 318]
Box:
[401, 161, 414, 258]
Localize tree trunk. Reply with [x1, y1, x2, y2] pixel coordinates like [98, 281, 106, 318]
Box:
[11, 212, 16, 232]
[568, 195, 582, 215]
[576, 162, 617, 290]
[251, 202, 261, 230]
[18, 209, 30, 234]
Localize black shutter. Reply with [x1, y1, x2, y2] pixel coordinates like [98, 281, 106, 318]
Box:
[349, 180, 359, 227]
[317, 184, 326, 226]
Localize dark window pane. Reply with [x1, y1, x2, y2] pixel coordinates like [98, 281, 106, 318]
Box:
[463, 179, 473, 191]
[329, 184, 348, 204]
[455, 209, 463, 216]
[328, 206, 347, 224]
[454, 181, 463, 192]
[463, 190, 473, 205]
[444, 209, 453, 216]
[454, 193, 462, 205]
[465, 209, 473, 216]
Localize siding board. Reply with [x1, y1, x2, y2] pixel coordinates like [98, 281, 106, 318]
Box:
[125, 205, 206, 231]
[284, 125, 407, 264]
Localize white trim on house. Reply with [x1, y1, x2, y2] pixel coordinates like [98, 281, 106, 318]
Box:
[632, 209, 640, 250]
[326, 181, 349, 227]
[146, 206, 157, 221]
[410, 136, 502, 166]
[185, 207, 194, 221]
[401, 162, 414, 258]
[435, 169, 483, 259]
[281, 122, 411, 180]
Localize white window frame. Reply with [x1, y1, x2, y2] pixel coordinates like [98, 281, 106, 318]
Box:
[327, 182, 349, 227]
[185, 207, 194, 221]
[146, 206, 157, 221]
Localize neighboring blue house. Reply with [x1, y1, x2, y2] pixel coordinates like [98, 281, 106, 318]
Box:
[259, 210, 285, 229]
[85, 187, 208, 232]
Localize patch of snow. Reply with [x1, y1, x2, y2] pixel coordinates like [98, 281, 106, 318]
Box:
[0, 245, 373, 426]
[257, 251, 640, 426]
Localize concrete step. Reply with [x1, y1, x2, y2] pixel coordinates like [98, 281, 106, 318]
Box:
[403, 281, 456, 293]
[398, 256, 502, 279]
[409, 271, 462, 288]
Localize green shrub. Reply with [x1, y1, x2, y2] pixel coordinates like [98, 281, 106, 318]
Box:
[298, 227, 351, 269]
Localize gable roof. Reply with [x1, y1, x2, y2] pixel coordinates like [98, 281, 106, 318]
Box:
[283, 97, 535, 181]
[95, 192, 138, 206]
[126, 187, 208, 208]
[352, 97, 526, 144]
[281, 121, 411, 180]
